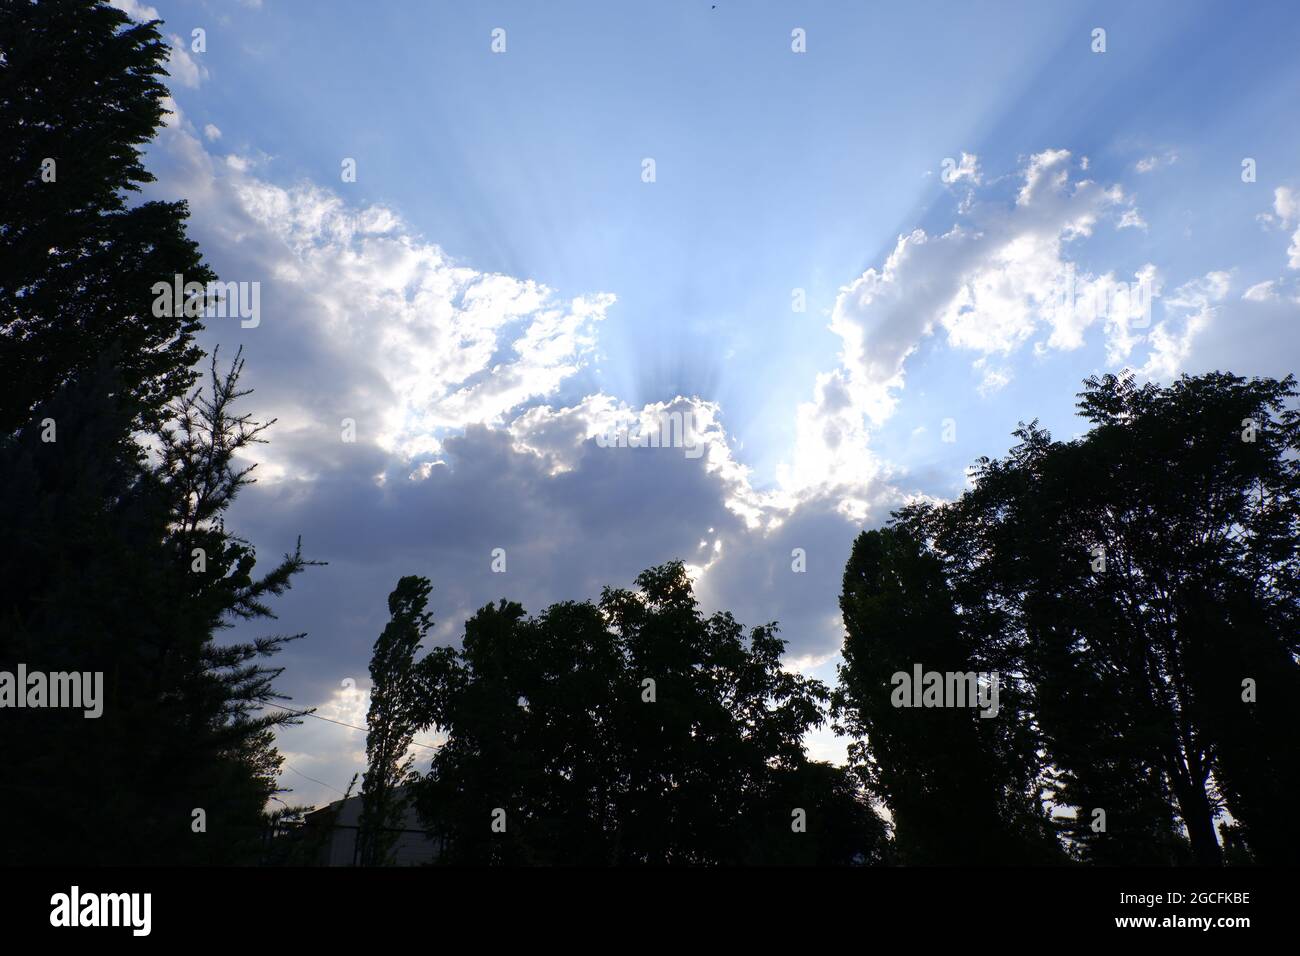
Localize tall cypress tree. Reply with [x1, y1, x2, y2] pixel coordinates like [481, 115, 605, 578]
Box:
[0, 0, 213, 433]
[834, 527, 1064, 864]
[0, 1, 317, 864]
[358, 576, 437, 866]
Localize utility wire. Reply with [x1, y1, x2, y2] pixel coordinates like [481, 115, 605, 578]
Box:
[263, 701, 441, 752]
[284, 763, 349, 797]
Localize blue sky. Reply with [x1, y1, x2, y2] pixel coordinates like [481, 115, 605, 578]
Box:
[115, 0, 1300, 806]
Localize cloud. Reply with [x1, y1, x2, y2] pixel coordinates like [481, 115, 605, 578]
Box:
[1135, 150, 1178, 174]
[1151, 186, 1300, 379]
[790, 150, 1153, 499]
[1179, 276, 1300, 380]
[1274, 186, 1299, 224]
[828, 150, 1143, 414]
[943, 152, 981, 185]
[166, 34, 208, 89]
[151, 126, 618, 467]
[107, 0, 160, 21]
[1117, 208, 1147, 230]
[1138, 271, 1229, 380]
[139, 117, 1296, 806]
[973, 358, 1013, 396]
[203, 123, 222, 141]
[1243, 279, 1278, 302]
[1274, 187, 1300, 269]
[140, 114, 900, 808]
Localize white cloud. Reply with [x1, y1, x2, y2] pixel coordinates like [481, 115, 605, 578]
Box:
[1243, 279, 1278, 302]
[166, 34, 208, 90]
[108, 0, 160, 21]
[203, 123, 222, 141]
[1178, 281, 1300, 380]
[159, 94, 182, 128]
[1103, 263, 1161, 366]
[1017, 148, 1073, 205]
[779, 368, 889, 520]
[152, 123, 618, 465]
[973, 358, 1012, 396]
[1137, 271, 1229, 380]
[944, 152, 981, 185]
[1261, 186, 1300, 270]
[144, 118, 878, 666]
[789, 149, 1150, 498]
[138, 121, 1298, 804]
[1274, 186, 1299, 225]
[1117, 208, 1147, 230]
[1135, 150, 1178, 174]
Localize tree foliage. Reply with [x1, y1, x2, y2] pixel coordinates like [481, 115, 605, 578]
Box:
[0, 0, 315, 864]
[358, 576, 437, 866]
[407, 562, 890, 865]
[0, 354, 318, 863]
[1, 0, 216, 433]
[836, 372, 1300, 864]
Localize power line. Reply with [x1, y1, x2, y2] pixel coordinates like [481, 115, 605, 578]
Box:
[284, 763, 349, 797]
[263, 701, 441, 752]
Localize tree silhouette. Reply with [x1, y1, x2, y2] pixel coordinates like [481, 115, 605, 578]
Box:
[358, 576, 437, 866]
[833, 527, 1064, 864]
[406, 562, 890, 864]
[0, 0, 214, 433]
[0, 0, 316, 864]
[1, 353, 318, 863]
[837, 372, 1300, 864]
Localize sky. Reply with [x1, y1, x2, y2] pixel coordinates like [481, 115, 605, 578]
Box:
[111, 0, 1300, 809]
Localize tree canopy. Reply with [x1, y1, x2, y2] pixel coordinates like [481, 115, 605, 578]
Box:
[1, 0, 314, 864]
[835, 371, 1300, 865]
[373, 562, 891, 865]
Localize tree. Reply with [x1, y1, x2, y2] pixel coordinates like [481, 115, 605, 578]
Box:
[411, 562, 891, 865]
[834, 527, 1064, 864]
[358, 576, 437, 866]
[839, 372, 1300, 865]
[0, 0, 214, 433]
[0, 0, 317, 862]
[0, 352, 318, 863]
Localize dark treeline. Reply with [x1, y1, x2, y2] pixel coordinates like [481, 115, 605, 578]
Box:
[834, 373, 1300, 866]
[3, 2, 1297, 867]
[355, 370, 1299, 866]
[359, 566, 891, 865]
[1, 0, 319, 864]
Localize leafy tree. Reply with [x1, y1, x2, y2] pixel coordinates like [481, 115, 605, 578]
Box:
[743, 759, 894, 866]
[839, 372, 1300, 865]
[834, 527, 1064, 864]
[0, 0, 213, 433]
[411, 562, 891, 865]
[0, 353, 318, 863]
[358, 576, 437, 866]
